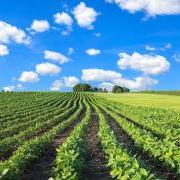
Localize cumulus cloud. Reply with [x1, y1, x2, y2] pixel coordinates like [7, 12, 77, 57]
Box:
[30, 20, 50, 33]
[82, 68, 157, 91]
[0, 21, 30, 45]
[35, 62, 61, 76]
[63, 76, 79, 87]
[54, 12, 73, 35]
[19, 71, 39, 83]
[99, 82, 114, 91]
[85, 48, 101, 56]
[44, 50, 69, 64]
[2, 84, 24, 92]
[117, 52, 170, 75]
[0, 44, 9, 56]
[50, 76, 79, 91]
[105, 0, 180, 17]
[73, 2, 99, 29]
[50, 80, 64, 91]
[82, 69, 122, 81]
[113, 76, 158, 91]
[54, 12, 73, 27]
[3, 86, 15, 92]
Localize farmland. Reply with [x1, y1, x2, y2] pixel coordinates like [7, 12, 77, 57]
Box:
[0, 92, 180, 180]
[97, 93, 180, 110]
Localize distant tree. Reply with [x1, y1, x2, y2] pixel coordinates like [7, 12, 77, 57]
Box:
[123, 87, 130, 92]
[92, 87, 104, 93]
[93, 87, 98, 92]
[112, 85, 124, 93]
[73, 83, 93, 92]
[103, 88, 108, 93]
[112, 85, 130, 93]
[98, 88, 103, 93]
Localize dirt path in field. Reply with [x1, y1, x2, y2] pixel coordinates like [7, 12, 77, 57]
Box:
[81, 108, 112, 180]
[21, 108, 85, 180]
[105, 111, 178, 180]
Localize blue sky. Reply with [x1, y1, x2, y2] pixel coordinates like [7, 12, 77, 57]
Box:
[0, 0, 180, 91]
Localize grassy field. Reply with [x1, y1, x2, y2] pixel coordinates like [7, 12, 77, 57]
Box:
[140, 90, 180, 96]
[97, 92, 180, 110]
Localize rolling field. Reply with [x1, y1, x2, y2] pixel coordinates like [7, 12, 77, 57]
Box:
[97, 93, 180, 110]
[0, 92, 180, 180]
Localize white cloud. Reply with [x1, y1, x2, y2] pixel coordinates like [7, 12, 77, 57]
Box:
[54, 12, 73, 27]
[3, 86, 15, 92]
[73, 2, 99, 29]
[117, 52, 170, 75]
[63, 76, 79, 87]
[145, 45, 156, 51]
[30, 20, 50, 33]
[85, 48, 101, 56]
[0, 21, 30, 45]
[68, 47, 74, 55]
[54, 12, 73, 35]
[106, 0, 180, 17]
[82, 69, 122, 81]
[50, 76, 79, 91]
[0, 44, 9, 56]
[113, 76, 158, 91]
[100, 77, 158, 91]
[99, 82, 114, 92]
[81, 68, 158, 91]
[19, 71, 39, 83]
[146, 43, 172, 52]
[44, 50, 69, 64]
[35, 62, 61, 76]
[50, 80, 63, 91]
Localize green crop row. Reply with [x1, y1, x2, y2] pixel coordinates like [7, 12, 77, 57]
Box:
[0, 93, 76, 139]
[94, 98, 180, 176]
[0, 93, 80, 159]
[97, 97, 180, 142]
[93, 104, 156, 179]
[53, 97, 91, 180]
[0, 92, 64, 119]
[0, 93, 71, 125]
[0, 93, 85, 179]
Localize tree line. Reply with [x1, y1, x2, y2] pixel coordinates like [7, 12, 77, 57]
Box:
[73, 84, 130, 93]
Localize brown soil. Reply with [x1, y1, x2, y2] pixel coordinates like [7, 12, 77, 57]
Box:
[81, 109, 112, 180]
[105, 111, 178, 180]
[21, 108, 85, 180]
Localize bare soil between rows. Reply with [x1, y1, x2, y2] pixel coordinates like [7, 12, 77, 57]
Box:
[81, 108, 112, 180]
[21, 108, 85, 180]
[105, 111, 178, 180]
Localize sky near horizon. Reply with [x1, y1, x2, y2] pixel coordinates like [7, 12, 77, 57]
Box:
[0, 0, 180, 92]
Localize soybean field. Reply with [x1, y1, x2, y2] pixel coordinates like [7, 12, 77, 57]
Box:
[0, 92, 180, 180]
